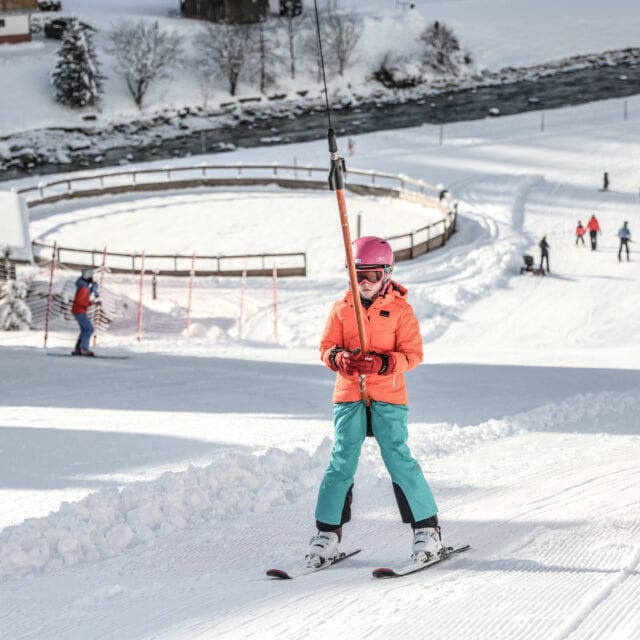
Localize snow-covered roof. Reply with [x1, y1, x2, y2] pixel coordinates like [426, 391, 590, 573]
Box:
[0, 189, 32, 262]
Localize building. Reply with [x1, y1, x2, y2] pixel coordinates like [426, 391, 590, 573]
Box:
[181, 0, 269, 24]
[0, 0, 39, 45]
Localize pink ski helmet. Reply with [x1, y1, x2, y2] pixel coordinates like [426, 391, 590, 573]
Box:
[351, 236, 395, 268]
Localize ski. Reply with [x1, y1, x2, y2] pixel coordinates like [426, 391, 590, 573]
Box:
[46, 352, 129, 360]
[372, 544, 470, 579]
[267, 548, 361, 580]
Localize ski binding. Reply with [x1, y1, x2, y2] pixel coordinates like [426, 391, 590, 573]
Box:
[372, 544, 470, 579]
[267, 548, 361, 580]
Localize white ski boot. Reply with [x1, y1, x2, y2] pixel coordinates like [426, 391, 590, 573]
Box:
[411, 526, 443, 564]
[305, 531, 340, 568]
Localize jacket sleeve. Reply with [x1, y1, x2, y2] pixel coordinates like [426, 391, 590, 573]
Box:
[319, 303, 345, 370]
[388, 305, 423, 373]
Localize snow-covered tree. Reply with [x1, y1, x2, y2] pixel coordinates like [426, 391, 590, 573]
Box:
[50, 19, 103, 108]
[195, 22, 254, 97]
[107, 20, 182, 108]
[280, 1, 304, 79]
[0, 278, 32, 331]
[419, 20, 473, 75]
[317, 0, 361, 77]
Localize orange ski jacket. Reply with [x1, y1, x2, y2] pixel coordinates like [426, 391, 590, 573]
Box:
[586, 217, 601, 232]
[320, 281, 423, 405]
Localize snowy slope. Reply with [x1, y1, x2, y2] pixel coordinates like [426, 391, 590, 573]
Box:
[1, 95, 640, 639]
[2, 0, 640, 637]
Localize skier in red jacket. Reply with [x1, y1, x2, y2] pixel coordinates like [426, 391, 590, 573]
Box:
[575, 221, 586, 246]
[71, 269, 99, 356]
[585, 215, 601, 251]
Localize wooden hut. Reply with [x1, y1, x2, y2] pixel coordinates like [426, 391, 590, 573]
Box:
[181, 0, 268, 24]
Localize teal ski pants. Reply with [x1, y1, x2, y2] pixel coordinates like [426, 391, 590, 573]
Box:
[314, 401, 438, 527]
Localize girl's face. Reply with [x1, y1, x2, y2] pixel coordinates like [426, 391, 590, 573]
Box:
[356, 269, 384, 300]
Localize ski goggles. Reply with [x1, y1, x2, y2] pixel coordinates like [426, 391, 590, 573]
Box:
[356, 269, 385, 283]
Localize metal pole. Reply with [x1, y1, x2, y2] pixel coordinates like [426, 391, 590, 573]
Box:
[272, 264, 278, 343]
[185, 253, 195, 333]
[327, 129, 370, 406]
[92, 246, 107, 347]
[136, 251, 145, 342]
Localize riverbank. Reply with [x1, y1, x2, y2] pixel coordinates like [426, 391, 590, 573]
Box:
[1, 47, 639, 182]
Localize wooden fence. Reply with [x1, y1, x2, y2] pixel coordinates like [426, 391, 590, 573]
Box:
[21, 163, 456, 276]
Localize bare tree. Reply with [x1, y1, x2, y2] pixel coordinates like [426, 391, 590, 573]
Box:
[318, 0, 361, 77]
[107, 20, 182, 108]
[280, 0, 304, 79]
[255, 20, 282, 94]
[195, 22, 255, 97]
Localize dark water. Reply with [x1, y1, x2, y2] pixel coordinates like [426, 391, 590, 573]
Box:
[3, 61, 639, 181]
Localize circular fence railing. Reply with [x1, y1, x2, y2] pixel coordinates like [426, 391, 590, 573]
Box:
[21, 163, 457, 277]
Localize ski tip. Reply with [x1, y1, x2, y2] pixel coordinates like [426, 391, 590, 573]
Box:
[266, 569, 292, 580]
[372, 567, 396, 579]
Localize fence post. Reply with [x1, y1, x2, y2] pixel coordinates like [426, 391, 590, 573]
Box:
[43, 241, 57, 349]
[136, 251, 145, 342]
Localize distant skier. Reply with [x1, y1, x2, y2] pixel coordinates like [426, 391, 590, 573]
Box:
[586, 214, 601, 250]
[306, 236, 441, 568]
[71, 268, 99, 356]
[617, 221, 631, 262]
[602, 172, 609, 191]
[575, 221, 586, 246]
[539, 235, 550, 273]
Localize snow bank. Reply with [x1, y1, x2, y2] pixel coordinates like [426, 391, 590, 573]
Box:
[0, 442, 331, 579]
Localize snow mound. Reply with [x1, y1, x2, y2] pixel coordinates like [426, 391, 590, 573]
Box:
[0, 443, 330, 579]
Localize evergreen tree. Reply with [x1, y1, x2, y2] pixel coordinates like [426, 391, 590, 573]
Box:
[51, 19, 103, 108]
[0, 278, 32, 331]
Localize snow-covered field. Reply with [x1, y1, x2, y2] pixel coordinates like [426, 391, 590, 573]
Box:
[1, 93, 640, 638]
[1, 0, 640, 136]
[2, 1, 640, 639]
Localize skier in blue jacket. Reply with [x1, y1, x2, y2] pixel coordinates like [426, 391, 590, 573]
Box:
[617, 222, 631, 262]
